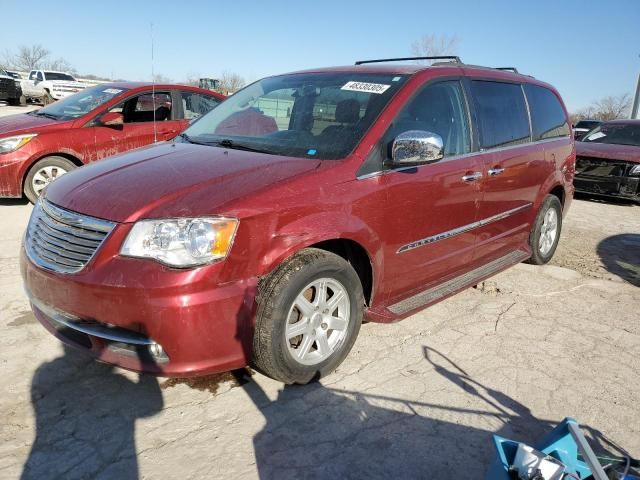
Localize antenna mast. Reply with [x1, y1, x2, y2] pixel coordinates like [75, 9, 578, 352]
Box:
[151, 22, 157, 143]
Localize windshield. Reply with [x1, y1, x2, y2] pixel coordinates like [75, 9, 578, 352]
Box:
[182, 72, 408, 160]
[45, 72, 76, 81]
[582, 123, 640, 147]
[34, 85, 128, 120]
[575, 120, 601, 129]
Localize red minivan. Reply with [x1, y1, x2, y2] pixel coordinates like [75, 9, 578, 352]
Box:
[0, 83, 224, 202]
[21, 58, 575, 384]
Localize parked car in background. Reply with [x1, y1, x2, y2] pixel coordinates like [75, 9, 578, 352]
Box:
[0, 82, 224, 202]
[20, 70, 90, 105]
[0, 69, 23, 106]
[575, 119, 640, 202]
[573, 119, 602, 140]
[20, 57, 575, 384]
[4, 70, 23, 80]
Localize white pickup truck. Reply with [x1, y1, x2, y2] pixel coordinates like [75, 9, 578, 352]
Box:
[21, 70, 89, 104]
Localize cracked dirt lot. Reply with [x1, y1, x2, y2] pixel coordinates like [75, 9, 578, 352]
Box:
[0, 193, 639, 478]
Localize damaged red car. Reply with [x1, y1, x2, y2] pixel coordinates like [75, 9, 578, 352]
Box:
[0, 83, 224, 202]
[21, 58, 575, 384]
[575, 119, 640, 203]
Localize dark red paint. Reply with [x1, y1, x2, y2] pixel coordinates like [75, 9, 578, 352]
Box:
[21, 65, 575, 376]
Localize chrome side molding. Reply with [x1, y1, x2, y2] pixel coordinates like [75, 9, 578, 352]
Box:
[397, 203, 532, 254]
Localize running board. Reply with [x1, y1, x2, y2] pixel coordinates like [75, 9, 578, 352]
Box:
[388, 249, 530, 315]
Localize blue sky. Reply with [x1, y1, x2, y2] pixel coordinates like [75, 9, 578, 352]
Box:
[1, 0, 638, 112]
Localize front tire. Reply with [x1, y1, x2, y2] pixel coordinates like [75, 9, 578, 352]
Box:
[24, 156, 76, 203]
[42, 90, 54, 105]
[526, 195, 562, 265]
[252, 248, 364, 384]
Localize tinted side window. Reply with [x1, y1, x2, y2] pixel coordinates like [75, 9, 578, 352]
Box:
[116, 92, 173, 123]
[524, 84, 570, 140]
[385, 80, 471, 157]
[180, 92, 220, 120]
[471, 81, 530, 149]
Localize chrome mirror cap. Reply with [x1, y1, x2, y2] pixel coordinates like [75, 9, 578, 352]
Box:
[391, 130, 444, 166]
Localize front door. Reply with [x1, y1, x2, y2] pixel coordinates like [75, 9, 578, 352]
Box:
[88, 91, 183, 162]
[380, 80, 482, 303]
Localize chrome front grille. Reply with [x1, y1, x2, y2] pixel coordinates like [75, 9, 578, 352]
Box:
[25, 199, 115, 274]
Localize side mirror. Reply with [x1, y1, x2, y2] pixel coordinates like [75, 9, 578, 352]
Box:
[99, 111, 124, 127]
[390, 130, 444, 166]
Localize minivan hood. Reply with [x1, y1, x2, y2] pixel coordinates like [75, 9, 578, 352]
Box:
[0, 113, 68, 137]
[576, 142, 640, 163]
[45, 142, 322, 223]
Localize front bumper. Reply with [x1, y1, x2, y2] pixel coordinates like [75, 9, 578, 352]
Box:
[0, 152, 26, 197]
[574, 174, 640, 201]
[21, 247, 258, 377]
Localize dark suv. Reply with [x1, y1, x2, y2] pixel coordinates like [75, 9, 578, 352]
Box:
[22, 57, 575, 384]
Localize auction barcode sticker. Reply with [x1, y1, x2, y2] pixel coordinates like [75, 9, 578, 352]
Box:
[341, 81, 391, 94]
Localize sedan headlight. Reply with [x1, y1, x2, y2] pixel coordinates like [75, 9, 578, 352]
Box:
[121, 217, 239, 267]
[630, 164, 640, 176]
[0, 134, 37, 154]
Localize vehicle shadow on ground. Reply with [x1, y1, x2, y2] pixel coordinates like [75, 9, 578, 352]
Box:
[20, 343, 163, 480]
[597, 233, 640, 287]
[237, 346, 629, 479]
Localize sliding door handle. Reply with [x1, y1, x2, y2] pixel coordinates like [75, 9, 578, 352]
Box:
[462, 172, 483, 182]
[488, 167, 505, 176]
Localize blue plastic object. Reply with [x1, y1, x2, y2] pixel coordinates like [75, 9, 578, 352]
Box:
[486, 417, 594, 479]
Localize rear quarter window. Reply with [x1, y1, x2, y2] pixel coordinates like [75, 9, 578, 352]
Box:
[471, 80, 530, 149]
[524, 84, 570, 140]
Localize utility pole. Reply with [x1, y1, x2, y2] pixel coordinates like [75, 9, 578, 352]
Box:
[632, 54, 640, 119]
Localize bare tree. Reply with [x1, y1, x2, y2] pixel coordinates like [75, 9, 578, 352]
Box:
[8, 44, 51, 71]
[411, 34, 459, 63]
[43, 57, 76, 73]
[219, 72, 246, 94]
[572, 94, 632, 122]
[593, 94, 632, 121]
[152, 73, 172, 83]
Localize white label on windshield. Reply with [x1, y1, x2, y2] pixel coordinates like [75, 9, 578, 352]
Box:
[587, 132, 606, 140]
[103, 88, 123, 94]
[341, 81, 390, 94]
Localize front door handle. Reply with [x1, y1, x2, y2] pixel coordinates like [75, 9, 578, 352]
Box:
[462, 172, 483, 182]
[488, 167, 505, 176]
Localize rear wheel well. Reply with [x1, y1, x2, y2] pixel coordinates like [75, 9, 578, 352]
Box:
[549, 185, 565, 208]
[310, 239, 373, 306]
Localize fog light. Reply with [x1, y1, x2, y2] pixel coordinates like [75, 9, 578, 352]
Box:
[149, 343, 166, 359]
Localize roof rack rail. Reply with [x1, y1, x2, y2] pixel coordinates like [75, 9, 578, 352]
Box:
[355, 56, 462, 66]
[495, 67, 519, 73]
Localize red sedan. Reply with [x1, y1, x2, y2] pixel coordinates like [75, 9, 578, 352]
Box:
[0, 83, 224, 202]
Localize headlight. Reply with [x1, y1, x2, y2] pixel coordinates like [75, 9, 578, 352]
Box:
[630, 164, 640, 176]
[0, 134, 37, 154]
[120, 217, 239, 267]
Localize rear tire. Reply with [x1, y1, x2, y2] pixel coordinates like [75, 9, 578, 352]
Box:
[252, 248, 364, 384]
[24, 156, 76, 203]
[526, 195, 562, 265]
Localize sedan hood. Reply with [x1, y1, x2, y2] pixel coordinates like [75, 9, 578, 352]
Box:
[0, 113, 67, 136]
[45, 142, 321, 223]
[576, 142, 640, 164]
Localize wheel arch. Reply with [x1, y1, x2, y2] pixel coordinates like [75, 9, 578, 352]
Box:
[20, 152, 83, 195]
[259, 234, 377, 308]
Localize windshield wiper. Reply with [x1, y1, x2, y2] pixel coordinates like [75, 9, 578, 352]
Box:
[34, 111, 60, 120]
[176, 132, 216, 147]
[212, 138, 275, 155]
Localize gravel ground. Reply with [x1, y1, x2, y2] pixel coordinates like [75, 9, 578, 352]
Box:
[0, 103, 638, 478]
